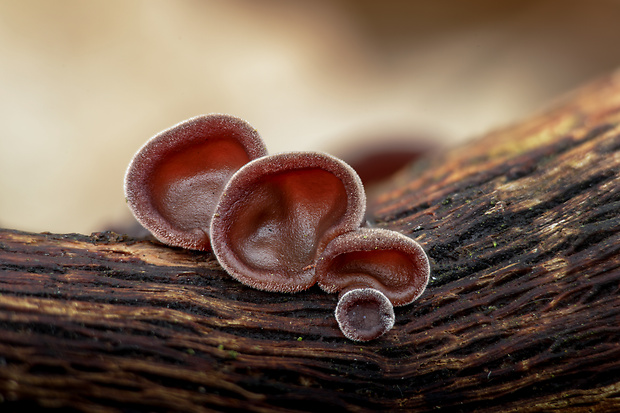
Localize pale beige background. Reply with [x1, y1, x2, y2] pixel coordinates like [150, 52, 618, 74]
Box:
[1, 0, 620, 234]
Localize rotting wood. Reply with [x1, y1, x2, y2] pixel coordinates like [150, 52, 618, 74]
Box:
[1, 71, 620, 412]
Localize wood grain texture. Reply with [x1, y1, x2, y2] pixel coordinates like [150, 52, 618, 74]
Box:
[1, 71, 620, 412]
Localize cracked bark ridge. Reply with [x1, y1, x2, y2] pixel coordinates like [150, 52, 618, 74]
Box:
[1, 71, 620, 411]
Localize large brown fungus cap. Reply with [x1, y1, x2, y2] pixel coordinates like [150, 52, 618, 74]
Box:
[124, 114, 267, 251]
[210, 151, 366, 293]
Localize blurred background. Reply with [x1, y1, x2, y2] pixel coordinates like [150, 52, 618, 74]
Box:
[2, 0, 620, 235]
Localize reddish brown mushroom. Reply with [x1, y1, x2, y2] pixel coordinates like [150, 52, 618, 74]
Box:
[210, 151, 366, 292]
[335, 287, 395, 342]
[124, 114, 267, 251]
[316, 227, 430, 341]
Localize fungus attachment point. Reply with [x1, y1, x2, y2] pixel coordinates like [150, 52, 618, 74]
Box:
[124, 114, 267, 251]
[335, 288, 395, 342]
[317, 227, 430, 340]
[211, 152, 366, 292]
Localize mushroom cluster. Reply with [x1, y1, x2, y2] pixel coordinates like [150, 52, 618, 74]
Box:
[125, 114, 430, 341]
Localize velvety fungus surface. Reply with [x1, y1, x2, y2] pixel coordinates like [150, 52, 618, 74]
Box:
[317, 228, 430, 306]
[211, 152, 366, 292]
[335, 288, 395, 342]
[124, 114, 267, 251]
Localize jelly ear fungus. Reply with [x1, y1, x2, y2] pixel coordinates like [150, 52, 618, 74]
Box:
[124, 114, 429, 342]
[210, 151, 367, 293]
[124, 114, 267, 251]
[316, 228, 430, 341]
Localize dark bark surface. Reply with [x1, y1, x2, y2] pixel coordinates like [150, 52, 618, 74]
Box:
[1, 71, 620, 412]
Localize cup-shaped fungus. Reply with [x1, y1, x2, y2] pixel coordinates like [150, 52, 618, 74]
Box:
[335, 287, 395, 342]
[124, 114, 267, 251]
[316, 227, 430, 341]
[210, 152, 366, 292]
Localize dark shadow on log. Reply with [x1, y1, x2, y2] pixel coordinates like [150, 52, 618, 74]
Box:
[1, 71, 620, 412]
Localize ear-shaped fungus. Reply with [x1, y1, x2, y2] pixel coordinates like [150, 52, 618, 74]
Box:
[335, 288, 395, 342]
[316, 227, 430, 341]
[210, 152, 366, 292]
[124, 114, 267, 251]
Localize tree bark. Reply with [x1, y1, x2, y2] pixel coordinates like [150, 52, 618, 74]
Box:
[1, 71, 619, 412]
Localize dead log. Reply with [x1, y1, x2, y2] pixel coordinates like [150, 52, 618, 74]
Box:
[1, 71, 619, 412]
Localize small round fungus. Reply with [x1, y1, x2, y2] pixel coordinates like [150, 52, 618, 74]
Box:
[210, 151, 366, 293]
[335, 287, 395, 341]
[124, 114, 267, 251]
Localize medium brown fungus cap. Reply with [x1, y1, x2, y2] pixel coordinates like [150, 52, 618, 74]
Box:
[210, 151, 366, 293]
[124, 114, 267, 251]
[317, 227, 430, 306]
